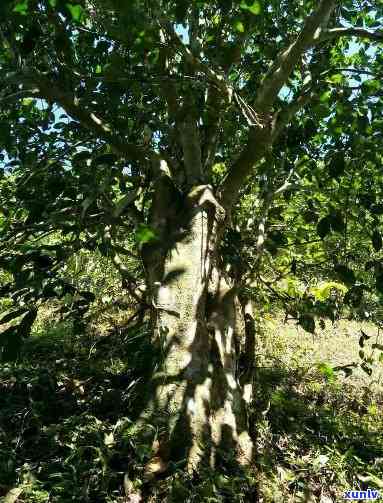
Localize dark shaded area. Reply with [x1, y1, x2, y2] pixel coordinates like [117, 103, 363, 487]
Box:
[0, 320, 157, 501]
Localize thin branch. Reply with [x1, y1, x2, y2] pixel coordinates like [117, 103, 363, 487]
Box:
[320, 26, 383, 43]
[220, 125, 270, 209]
[325, 67, 380, 77]
[271, 83, 315, 140]
[255, 166, 296, 257]
[157, 26, 203, 184]
[29, 73, 156, 164]
[255, 195, 271, 256]
[274, 168, 296, 195]
[159, 19, 233, 101]
[101, 225, 145, 305]
[0, 88, 42, 104]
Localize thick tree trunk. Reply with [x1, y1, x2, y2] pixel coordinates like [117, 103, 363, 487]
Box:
[140, 180, 254, 475]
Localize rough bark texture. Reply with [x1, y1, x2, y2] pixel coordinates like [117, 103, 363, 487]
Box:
[140, 182, 254, 474]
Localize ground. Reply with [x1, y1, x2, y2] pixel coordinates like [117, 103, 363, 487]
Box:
[0, 305, 382, 502]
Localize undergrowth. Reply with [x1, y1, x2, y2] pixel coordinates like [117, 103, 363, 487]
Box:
[0, 312, 382, 502]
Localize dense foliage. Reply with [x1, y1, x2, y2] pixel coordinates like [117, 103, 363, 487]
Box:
[0, 1, 382, 346]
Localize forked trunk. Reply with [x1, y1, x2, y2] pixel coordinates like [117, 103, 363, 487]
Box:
[140, 180, 254, 475]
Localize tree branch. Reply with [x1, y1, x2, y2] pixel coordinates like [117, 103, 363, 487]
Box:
[325, 67, 381, 77]
[220, 126, 270, 209]
[271, 82, 315, 140]
[255, 0, 336, 112]
[320, 26, 383, 43]
[179, 110, 203, 186]
[0, 88, 41, 104]
[159, 19, 233, 101]
[30, 73, 156, 164]
[220, 1, 337, 209]
[203, 86, 223, 170]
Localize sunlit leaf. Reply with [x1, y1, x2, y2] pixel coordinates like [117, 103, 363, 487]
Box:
[66, 3, 84, 22]
[13, 0, 28, 14]
[233, 19, 245, 33]
[240, 1, 261, 15]
[135, 225, 158, 245]
[317, 362, 335, 381]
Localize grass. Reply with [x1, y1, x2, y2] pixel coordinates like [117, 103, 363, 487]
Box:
[260, 316, 383, 389]
[0, 310, 382, 502]
[253, 316, 383, 502]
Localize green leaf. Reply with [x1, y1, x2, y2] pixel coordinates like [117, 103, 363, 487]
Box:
[362, 79, 381, 93]
[299, 314, 315, 334]
[370, 204, 383, 215]
[48, 0, 57, 6]
[372, 230, 382, 252]
[328, 73, 344, 85]
[317, 216, 331, 239]
[317, 362, 335, 381]
[376, 273, 383, 294]
[328, 153, 345, 178]
[66, 3, 84, 22]
[135, 225, 157, 245]
[334, 264, 356, 286]
[240, 0, 261, 15]
[233, 19, 245, 33]
[13, 0, 28, 14]
[320, 90, 331, 103]
[22, 98, 33, 106]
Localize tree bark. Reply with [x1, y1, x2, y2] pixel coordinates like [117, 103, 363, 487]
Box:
[140, 182, 254, 475]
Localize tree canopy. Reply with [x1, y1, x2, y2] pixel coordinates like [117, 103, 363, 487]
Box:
[1, 0, 383, 354]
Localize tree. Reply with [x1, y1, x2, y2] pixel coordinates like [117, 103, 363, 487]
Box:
[0, 0, 382, 480]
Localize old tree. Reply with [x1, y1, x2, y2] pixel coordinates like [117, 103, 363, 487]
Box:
[1, 0, 383, 482]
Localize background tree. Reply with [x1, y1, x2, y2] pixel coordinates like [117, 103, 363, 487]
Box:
[0, 0, 382, 480]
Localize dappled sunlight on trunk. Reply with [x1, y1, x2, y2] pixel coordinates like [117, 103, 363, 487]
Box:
[137, 185, 255, 476]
